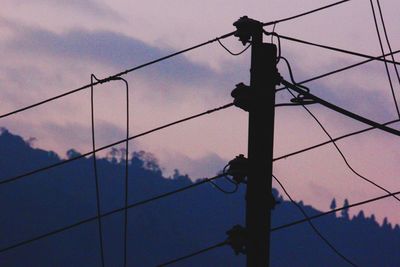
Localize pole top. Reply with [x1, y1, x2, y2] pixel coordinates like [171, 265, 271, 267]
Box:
[233, 16, 263, 45]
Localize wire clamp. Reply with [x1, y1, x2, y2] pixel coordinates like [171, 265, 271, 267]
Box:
[226, 225, 247, 255]
[290, 93, 316, 106]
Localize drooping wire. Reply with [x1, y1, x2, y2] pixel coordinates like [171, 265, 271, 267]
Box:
[278, 57, 310, 93]
[0, 173, 229, 253]
[208, 177, 238, 194]
[156, 241, 227, 266]
[269, 31, 281, 63]
[376, 0, 400, 88]
[369, 0, 400, 118]
[269, 23, 282, 63]
[263, 0, 351, 26]
[217, 39, 251, 56]
[93, 76, 130, 267]
[122, 77, 130, 267]
[271, 189, 400, 232]
[0, 103, 234, 186]
[279, 57, 400, 203]
[272, 174, 357, 267]
[264, 31, 400, 66]
[270, 23, 276, 43]
[90, 74, 106, 267]
[207, 164, 240, 194]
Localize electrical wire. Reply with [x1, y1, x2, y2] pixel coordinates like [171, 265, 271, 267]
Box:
[217, 39, 251, 56]
[276, 49, 400, 92]
[272, 174, 357, 266]
[279, 57, 400, 203]
[271, 189, 400, 232]
[90, 74, 106, 267]
[0, 103, 234, 186]
[269, 32, 282, 62]
[264, 31, 400, 66]
[270, 23, 277, 44]
[0, 32, 235, 120]
[281, 79, 400, 137]
[121, 77, 130, 267]
[0, 173, 228, 253]
[376, 0, 400, 89]
[273, 51, 400, 160]
[92, 75, 131, 267]
[263, 0, 351, 26]
[208, 177, 239, 194]
[369, 0, 400, 118]
[0, 3, 355, 120]
[156, 241, 227, 266]
[273, 118, 400, 162]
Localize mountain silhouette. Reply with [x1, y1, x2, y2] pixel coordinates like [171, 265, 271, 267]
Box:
[0, 128, 398, 266]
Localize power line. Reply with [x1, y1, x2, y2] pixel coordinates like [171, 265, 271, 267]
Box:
[0, 173, 228, 253]
[0, 103, 233, 186]
[263, 0, 351, 26]
[281, 79, 400, 137]
[265, 31, 400, 66]
[2, 7, 396, 264]
[375, 0, 400, 89]
[271, 189, 400, 232]
[369, 0, 400, 118]
[279, 56, 400, 202]
[0, 3, 355, 120]
[286, 88, 400, 200]
[90, 74, 106, 267]
[273, 118, 400, 162]
[272, 174, 357, 266]
[0, 32, 235, 120]
[276, 49, 400, 92]
[156, 241, 227, 266]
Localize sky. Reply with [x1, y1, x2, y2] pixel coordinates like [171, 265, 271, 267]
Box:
[1, 0, 400, 225]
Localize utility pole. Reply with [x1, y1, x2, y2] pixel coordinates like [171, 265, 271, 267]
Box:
[232, 16, 278, 267]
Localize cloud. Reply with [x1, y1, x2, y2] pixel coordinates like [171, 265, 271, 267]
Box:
[154, 150, 228, 179]
[3, 24, 226, 89]
[3, 0, 123, 22]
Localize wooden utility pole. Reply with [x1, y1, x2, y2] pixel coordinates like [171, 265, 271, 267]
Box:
[233, 16, 278, 267]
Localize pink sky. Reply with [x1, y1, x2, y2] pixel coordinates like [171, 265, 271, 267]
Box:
[1, 0, 400, 225]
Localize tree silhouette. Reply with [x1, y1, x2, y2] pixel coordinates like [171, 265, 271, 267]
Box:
[341, 198, 350, 219]
[330, 198, 337, 210]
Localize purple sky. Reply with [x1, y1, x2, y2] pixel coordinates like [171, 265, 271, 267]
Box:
[1, 0, 400, 225]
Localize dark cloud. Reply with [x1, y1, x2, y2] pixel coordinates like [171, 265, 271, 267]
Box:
[5, 25, 229, 89]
